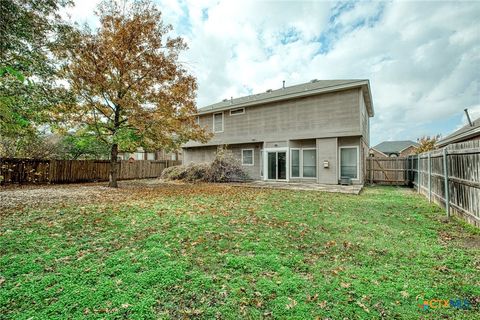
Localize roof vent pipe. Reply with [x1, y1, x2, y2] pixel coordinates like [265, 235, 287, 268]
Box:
[464, 108, 473, 127]
[282, 80, 285, 89]
[230, 96, 233, 104]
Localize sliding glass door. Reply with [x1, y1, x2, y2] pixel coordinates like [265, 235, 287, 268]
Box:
[267, 151, 286, 180]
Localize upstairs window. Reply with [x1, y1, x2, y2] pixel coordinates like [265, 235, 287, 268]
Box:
[230, 108, 245, 116]
[213, 112, 224, 133]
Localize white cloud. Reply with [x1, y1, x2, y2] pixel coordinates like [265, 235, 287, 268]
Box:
[65, 0, 480, 145]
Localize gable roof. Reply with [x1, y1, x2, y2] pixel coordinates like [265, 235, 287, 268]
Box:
[437, 117, 480, 147]
[373, 140, 419, 154]
[197, 79, 374, 117]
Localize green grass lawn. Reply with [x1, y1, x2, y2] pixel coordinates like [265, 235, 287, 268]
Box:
[0, 184, 479, 319]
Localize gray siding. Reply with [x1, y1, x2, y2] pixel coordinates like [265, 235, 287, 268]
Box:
[186, 88, 362, 147]
[316, 138, 338, 184]
[360, 89, 369, 146]
[183, 144, 262, 180]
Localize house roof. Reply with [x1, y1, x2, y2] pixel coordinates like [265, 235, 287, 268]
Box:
[373, 140, 419, 154]
[436, 117, 480, 147]
[197, 79, 374, 117]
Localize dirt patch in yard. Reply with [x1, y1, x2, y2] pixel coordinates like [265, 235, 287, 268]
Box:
[0, 179, 255, 214]
[0, 179, 179, 213]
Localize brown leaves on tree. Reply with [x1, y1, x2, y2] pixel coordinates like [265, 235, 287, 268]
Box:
[58, 0, 211, 187]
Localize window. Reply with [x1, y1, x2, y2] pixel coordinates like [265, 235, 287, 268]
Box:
[242, 149, 254, 166]
[303, 149, 316, 177]
[291, 149, 300, 177]
[290, 148, 316, 178]
[230, 108, 245, 116]
[340, 147, 358, 179]
[213, 112, 224, 132]
[135, 152, 144, 160]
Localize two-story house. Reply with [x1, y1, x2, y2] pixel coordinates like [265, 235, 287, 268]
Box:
[182, 79, 374, 185]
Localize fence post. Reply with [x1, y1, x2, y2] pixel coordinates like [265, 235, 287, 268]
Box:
[442, 148, 450, 218]
[428, 153, 431, 202]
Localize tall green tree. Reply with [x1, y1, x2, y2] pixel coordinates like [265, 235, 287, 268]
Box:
[60, 0, 210, 187]
[0, 0, 73, 139]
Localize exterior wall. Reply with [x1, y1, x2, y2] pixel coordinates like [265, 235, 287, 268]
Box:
[399, 145, 417, 157]
[183, 136, 365, 184]
[316, 138, 338, 184]
[229, 143, 263, 180]
[369, 148, 388, 158]
[187, 88, 361, 147]
[359, 90, 370, 146]
[183, 144, 262, 180]
[183, 146, 217, 164]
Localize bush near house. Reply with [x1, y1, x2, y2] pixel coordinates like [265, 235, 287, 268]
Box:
[162, 148, 249, 182]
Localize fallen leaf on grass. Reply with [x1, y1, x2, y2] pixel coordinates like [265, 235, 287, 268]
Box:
[325, 240, 336, 248]
[356, 301, 370, 313]
[286, 298, 297, 310]
[340, 282, 351, 289]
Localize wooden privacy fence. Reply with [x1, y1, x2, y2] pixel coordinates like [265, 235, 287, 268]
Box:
[367, 157, 408, 185]
[366, 140, 480, 227]
[407, 140, 480, 227]
[0, 159, 181, 185]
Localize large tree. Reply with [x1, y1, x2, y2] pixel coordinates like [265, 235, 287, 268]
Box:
[0, 0, 73, 139]
[60, 0, 210, 187]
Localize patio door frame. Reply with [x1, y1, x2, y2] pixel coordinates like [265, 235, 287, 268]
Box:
[263, 147, 289, 181]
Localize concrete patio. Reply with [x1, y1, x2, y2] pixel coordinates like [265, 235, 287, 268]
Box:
[229, 181, 363, 195]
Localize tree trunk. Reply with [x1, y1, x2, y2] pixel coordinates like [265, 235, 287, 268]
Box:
[108, 143, 119, 187]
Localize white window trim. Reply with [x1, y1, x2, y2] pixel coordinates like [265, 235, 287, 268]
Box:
[260, 149, 264, 176]
[262, 147, 289, 182]
[301, 148, 317, 179]
[290, 148, 301, 178]
[213, 112, 224, 133]
[230, 108, 245, 116]
[195, 116, 200, 125]
[290, 147, 317, 179]
[241, 149, 254, 166]
[339, 146, 360, 180]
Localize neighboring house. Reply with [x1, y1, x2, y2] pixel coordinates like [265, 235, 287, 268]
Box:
[437, 116, 480, 147]
[117, 148, 182, 161]
[182, 79, 374, 185]
[370, 140, 419, 158]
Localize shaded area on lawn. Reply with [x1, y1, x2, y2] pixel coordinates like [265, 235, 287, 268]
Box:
[0, 183, 479, 319]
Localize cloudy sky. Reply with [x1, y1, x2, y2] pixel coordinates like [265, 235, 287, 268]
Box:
[65, 0, 480, 146]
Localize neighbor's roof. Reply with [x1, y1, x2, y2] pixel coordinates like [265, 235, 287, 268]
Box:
[198, 79, 374, 117]
[437, 116, 480, 147]
[373, 140, 419, 154]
